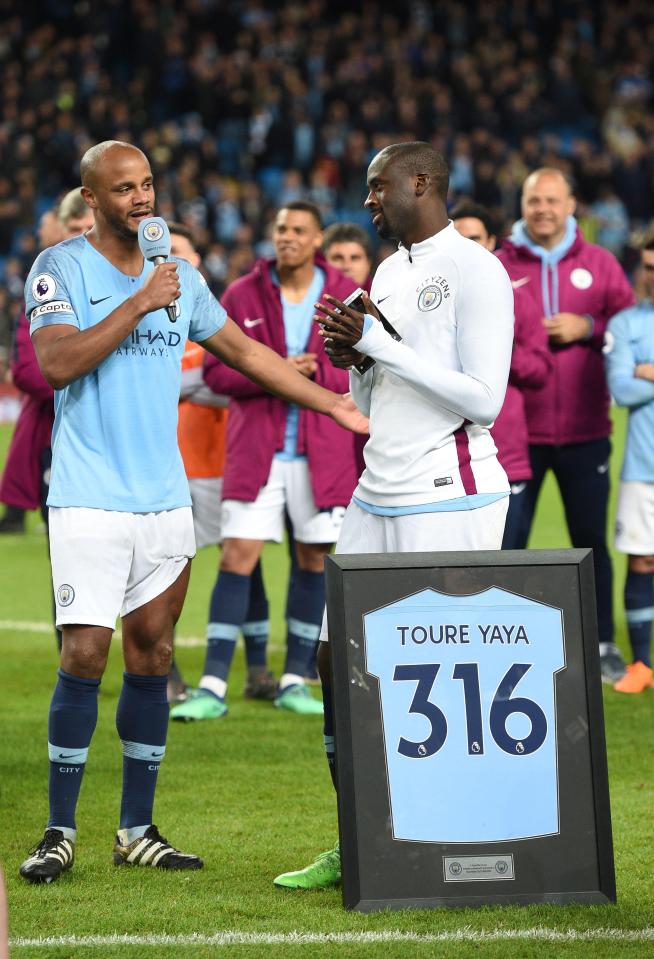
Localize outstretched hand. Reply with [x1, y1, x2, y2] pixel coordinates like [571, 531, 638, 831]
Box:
[331, 392, 369, 434]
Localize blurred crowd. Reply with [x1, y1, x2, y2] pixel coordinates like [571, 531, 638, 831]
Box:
[1, 0, 654, 367]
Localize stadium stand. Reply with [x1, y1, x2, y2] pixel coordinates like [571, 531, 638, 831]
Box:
[0, 0, 653, 371]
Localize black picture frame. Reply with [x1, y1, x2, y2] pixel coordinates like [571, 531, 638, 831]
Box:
[325, 548, 615, 912]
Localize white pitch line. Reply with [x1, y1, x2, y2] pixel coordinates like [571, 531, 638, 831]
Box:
[10, 928, 654, 948]
[0, 620, 284, 651]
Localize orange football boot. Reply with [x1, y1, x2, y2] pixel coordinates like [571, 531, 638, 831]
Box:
[613, 661, 654, 694]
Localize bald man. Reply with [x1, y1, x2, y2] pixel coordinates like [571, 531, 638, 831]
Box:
[275, 141, 514, 891]
[497, 168, 635, 683]
[19, 140, 365, 884]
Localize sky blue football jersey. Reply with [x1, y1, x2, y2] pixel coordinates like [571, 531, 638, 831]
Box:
[25, 236, 226, 512]
[605, 300, 654, 483]
[364, 587, 565, 844]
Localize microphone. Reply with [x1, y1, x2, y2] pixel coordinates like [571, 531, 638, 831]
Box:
[137, 217, 177, 323]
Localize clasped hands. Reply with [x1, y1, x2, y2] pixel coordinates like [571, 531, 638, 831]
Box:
[314, 291, 379, 370]
[543, 312, 592, 345]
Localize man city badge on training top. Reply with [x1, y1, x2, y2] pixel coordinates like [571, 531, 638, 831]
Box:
[57, 584, 75, 607]
[363, 586, 565, 844]
[32, 273, 57, 302]
[416, 274, 450, 311]
[417, 285, 442, 311]
[143, 221, 165, 243]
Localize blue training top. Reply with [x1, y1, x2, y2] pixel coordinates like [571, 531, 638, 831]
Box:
[25, 236, 226, 512]
[605, 299, 654, 483]
[273, 265, 324, 461]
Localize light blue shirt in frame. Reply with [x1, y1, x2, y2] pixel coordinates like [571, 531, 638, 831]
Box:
[364, 587, 565, 843]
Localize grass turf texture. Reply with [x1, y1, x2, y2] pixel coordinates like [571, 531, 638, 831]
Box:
[1, 413, 653, 959]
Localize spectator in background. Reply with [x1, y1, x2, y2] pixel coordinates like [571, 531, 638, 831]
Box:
[322, 223, 373, 290]
[451, 202, 551, 549]
[172, 202, 359, 721]
[497, 168, 635, 683]
[3, 2, 654, 301]
[168, 222, 276, 706]
[604, 236, 654, 693]
[591, 183, 630, 261]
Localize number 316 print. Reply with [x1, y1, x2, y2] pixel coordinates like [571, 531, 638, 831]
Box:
[364, 588, 565, 844]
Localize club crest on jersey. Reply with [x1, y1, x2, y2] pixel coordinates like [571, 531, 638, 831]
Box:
[32, 273, 57, 302]
[570, 267, 593, 290]
[143, 221, 164, 242]
[57, 584, 75, 607]
[417, 275, 450, 311]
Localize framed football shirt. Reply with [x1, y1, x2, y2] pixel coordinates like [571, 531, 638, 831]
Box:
[325, 549, 614, 911]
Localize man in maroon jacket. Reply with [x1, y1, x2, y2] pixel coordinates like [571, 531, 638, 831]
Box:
[0, 194, 94, 534]
[497, 168, 635, 683]
[172, 201, 359, 720]
[0, 209, 64, 533]
[452, 202, 551, 549]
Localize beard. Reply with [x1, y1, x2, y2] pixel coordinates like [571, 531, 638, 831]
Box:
[376, 216, 398, 241]
[103, 207, 140, 241]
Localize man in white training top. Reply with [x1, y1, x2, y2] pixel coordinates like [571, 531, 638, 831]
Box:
[274, 140, 515, 890]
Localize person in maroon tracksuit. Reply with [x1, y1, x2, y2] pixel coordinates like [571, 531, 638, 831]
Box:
[0, 199, 94, 649]
[0, 209, 64, 534]
[451, 202, 552, 549]
[171, 201, 360, 722]
[322, 222, 373, 479]
[496, 168, 635, 683]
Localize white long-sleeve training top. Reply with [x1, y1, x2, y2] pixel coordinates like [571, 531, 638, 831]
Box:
[350, 222, 514, 509]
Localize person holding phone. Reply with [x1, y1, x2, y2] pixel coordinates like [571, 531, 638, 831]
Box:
[274, 141, 513, 891]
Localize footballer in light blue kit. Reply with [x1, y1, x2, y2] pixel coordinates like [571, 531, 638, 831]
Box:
[26, 232, 222, 512]
[19, 140, 365, 886]
[604, 236, 654, 694]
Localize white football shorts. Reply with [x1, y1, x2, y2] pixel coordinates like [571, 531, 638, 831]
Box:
[615, 481, 654, 555]
[220, 458, 346, 544]
[49, 506, 196, 628]
[319, 496, 509, 641]
[189, 477, 223, 550]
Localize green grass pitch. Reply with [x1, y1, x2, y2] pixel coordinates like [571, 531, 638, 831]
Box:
[1, 413, 653, 958]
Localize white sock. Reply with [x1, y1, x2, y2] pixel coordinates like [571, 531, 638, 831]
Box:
[51, 825, 77, 842]
[279, 673, 304, 692]
[117, 825, 151, 845]
[200, 675, 227, 700]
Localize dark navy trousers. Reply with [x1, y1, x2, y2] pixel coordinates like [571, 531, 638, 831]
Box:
[502, 438, 613, 645]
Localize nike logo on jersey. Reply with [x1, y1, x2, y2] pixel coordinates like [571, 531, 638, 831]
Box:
[244, 317, 264, 328]
[511, 278, 530, 290]
[597, 461, 609, 474]
[90, 295, 112, 305]
[377, 295, 391, 303]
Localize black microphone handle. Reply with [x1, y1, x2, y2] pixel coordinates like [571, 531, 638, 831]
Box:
[152, 255, 177, 322]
